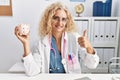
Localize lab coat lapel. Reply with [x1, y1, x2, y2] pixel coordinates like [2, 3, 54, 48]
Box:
[61, 32, 68, 58]
[61, 32, 69, 73]
[42, 35, 50, 73]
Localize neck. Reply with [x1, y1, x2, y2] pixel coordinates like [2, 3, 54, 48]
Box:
[52, 32, 62, 42]
[51, 32, 64, 53]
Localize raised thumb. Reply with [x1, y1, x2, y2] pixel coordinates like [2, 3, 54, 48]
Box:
[83, 29, 87, 37]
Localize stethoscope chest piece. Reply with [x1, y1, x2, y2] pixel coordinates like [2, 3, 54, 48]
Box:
[61, 58, 66, 65]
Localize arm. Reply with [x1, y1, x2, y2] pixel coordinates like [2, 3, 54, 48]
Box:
[23, 51, 42, 76]
[79, 49, 99, 69]
[14, 26, 30, 57]
[14, 26, 42, 76]
[77, 30, 99, 69]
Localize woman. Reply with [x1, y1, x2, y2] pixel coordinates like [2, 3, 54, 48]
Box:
[15, 2, 99, 76]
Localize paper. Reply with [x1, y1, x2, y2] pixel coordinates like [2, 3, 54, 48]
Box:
[0, 0, 10, 6]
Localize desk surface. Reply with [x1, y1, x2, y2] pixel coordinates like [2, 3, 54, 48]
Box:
[0, 73, 120, 80]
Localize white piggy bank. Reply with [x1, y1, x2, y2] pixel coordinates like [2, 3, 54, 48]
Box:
[18, 24, 30, 35]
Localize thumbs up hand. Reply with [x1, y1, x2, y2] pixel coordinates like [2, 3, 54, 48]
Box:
[78, 30, 95, 54]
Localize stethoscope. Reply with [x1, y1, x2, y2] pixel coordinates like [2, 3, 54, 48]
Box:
[49, 33, 66, 71]
[49, 45, 60, 71]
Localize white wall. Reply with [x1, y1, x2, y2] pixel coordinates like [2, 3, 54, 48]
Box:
[0, 0, 120, 72]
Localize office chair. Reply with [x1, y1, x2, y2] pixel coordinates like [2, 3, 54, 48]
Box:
[108, 57, 120, 73]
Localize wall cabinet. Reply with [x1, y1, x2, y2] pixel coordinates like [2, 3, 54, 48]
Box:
[74, 17, 120, 73]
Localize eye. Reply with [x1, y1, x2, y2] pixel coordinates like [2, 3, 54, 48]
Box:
[62, 18, 67, 22]
[52, 16, 67, 22]
[53, 16, 59, 21]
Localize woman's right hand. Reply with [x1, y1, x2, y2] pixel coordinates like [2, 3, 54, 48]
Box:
[14, 26, 30, 57]
[14, 26, 30, 45]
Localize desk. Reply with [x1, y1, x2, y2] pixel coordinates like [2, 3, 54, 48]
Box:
[0, 73, 120, 80]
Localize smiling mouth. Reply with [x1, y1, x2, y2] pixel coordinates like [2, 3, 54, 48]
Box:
[56, 26, 61, 28]
[55, 26, 63, 29]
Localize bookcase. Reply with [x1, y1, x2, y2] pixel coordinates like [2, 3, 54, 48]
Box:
[74, 17, 120, 73]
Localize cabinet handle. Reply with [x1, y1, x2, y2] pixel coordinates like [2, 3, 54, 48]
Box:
[106, 35, 109, 38]
[100, 35, 103, 37]
[105, 62, 107, 64]
[95, 35, 97, 37]
[112, 35, 114, 38]
[99, 62, 101, 64]
[110, 62, 112, 64]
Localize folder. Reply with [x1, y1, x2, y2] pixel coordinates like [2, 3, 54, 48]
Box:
[82, 21, 88, 36]
[108, 48, 114, 63]
[103, 48, 114, 68]
[103, 48, 110, 68]
[75, 21, 79, 33]
[75, 20, 89, 36]
[95, 48, 104, 68]
[105, 0, 112, 16]
[93, 2, 98, 16]
[97, 2, 104, 16]
[110, 21, 117, 42]
[99, 21, 105, 42]
[93, 0, 112, 16]
[75, 21, 83, 35]
[93, 21, 100, 43]
[104, 21, 111, 42]
[93, 1, 104, 16]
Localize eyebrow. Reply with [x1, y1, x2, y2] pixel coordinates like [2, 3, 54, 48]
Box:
[53, 16, 67, 19]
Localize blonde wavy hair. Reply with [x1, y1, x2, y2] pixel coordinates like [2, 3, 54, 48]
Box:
[39, 2, 75, 37]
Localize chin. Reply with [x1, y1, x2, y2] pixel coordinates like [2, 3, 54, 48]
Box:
[56, 29, 64, 32]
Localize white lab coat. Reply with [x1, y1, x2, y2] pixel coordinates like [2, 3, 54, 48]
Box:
[23, 32, 99, 76]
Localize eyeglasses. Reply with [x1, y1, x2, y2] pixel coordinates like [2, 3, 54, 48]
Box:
[52, 16, 67, 23]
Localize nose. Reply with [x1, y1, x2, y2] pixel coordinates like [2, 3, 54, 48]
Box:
[57, 20, 63, 26]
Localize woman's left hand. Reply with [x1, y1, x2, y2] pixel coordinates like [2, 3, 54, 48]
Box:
[78, 30, 95, 54]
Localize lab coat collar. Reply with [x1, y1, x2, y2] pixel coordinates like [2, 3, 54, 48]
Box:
[61, 32, 68, 58]
[42, 32, 68, 45]
[63, 32, 67, 41]
[61, 32, 69, 73]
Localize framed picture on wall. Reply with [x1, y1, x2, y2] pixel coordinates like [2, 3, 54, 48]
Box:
[0, 0, 12, 16]
[70, 0, 85, 2]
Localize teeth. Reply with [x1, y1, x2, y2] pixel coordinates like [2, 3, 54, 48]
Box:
[56, 26, 62, 28]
